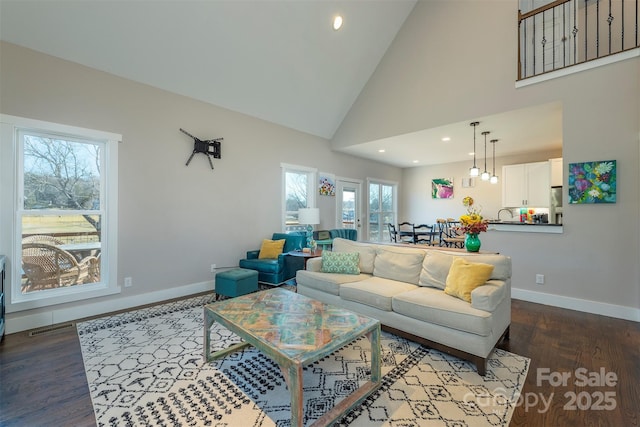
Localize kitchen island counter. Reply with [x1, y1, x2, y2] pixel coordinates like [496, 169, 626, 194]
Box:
[488, 221, 563, 234]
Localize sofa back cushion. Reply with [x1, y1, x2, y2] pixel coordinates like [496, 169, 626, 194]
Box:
[332, 238, 376, 273]
[373, 246, 425, 285]
[419, 250, 511, 289]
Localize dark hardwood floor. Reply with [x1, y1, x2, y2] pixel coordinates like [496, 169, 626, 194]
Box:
[1, 297, 638, 426]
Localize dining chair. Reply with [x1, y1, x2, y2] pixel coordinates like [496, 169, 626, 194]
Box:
[387, 223, 398, 243]
[397, 222, 416, 244]
[443, 218, 465, 248]
[413, 224, 436, 246]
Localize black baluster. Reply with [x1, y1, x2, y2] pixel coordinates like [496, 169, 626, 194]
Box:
[597, 0, 600, 58]
[607, 0, 613, 54]
[573, 0, 578, 65]
[540, 11, 547, 73]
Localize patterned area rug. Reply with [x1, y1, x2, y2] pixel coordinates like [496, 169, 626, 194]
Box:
[77, 294, 529, 427]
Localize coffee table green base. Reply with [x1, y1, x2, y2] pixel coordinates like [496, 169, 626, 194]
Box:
[203, 289, 381, 427]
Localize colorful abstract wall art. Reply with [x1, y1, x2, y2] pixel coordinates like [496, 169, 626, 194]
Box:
[432, 178, 454, 199]
[568, 160, 616, 204]
[319, 173, 335, 196]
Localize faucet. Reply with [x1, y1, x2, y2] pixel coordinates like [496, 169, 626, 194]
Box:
[497, 208, 514, 221]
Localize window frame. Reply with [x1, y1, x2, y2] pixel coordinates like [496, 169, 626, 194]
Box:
[281, 163, 317, 232]
[0, 114, 121, 312]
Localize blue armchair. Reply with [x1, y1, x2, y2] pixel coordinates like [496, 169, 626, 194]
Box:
[313, 228, 357, 250]
[329, 228, 357, 241]
[239, 232, 306, 285]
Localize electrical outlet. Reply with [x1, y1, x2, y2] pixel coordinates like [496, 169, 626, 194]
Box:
[210, 264, 217, 273]
[535, 274, 545, 285]
[124, 277, 133, 287]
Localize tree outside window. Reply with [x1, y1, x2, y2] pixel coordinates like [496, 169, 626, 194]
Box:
[20, 132, 104, 293]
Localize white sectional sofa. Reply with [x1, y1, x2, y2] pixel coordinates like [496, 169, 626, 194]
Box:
[295, 238, 512, 375]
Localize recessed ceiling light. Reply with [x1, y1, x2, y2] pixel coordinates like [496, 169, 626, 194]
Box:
[468, 152, 475, 156]
[378, 149, 385, 153]
[333, 15, 343, 31]
[412, 160, 419, 163]
[442, 137, 451, 142]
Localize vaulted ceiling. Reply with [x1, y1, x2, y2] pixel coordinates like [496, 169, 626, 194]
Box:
[0, 1, 562, 168]
[0, 0, 416, 139]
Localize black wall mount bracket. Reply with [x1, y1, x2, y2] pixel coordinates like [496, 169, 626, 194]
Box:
[180, 128, 223, 169]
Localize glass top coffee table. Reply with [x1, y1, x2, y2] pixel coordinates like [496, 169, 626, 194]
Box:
[204, 288, 381, 427]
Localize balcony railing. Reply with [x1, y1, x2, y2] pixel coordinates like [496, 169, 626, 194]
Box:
[518, 0, 639, 80]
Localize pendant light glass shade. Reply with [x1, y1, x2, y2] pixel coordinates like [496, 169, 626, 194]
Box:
[469, 122, 480, 177]
[490, 139, 499, 184]
[481, 131, 490, 181]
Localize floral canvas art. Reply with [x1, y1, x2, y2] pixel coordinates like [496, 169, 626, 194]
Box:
[432, 178, 454, 199]
[568, 160, 616, 204]
[318, 173, 335, 196]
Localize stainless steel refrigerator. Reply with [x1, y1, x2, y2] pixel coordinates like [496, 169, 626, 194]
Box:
[550, 186, 563, 224]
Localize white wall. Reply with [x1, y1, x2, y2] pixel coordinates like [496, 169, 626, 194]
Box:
[0, 41, 402, 329]
[334, 1, 640, 319]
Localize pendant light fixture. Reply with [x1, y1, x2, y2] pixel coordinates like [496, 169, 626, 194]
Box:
[490, 139, 499, 184]
[469, 122, 480, 177]
[481, 131, 491, 181]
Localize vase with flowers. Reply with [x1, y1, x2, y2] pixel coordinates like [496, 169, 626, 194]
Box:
[459, 198, 489, 252]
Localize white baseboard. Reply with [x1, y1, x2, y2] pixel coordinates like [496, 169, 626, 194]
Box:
[5, 280, 215, 334]
[8, 282, 637, 334]
[512, 288, 640, 322]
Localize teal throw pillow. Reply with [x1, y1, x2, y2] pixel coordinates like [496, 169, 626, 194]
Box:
[321, 251, 360, 275]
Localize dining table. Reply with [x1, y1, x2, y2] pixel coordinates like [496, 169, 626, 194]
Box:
[58, 241, 101, 260]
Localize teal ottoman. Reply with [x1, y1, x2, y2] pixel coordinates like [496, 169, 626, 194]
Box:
[215, 268, 259, 300]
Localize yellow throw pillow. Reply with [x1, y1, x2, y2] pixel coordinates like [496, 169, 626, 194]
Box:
[444, 257, 495, 303]
[258, 239, 286, 259]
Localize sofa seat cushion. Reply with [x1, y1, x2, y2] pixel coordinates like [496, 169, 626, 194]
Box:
[392, 287, 493, 336]
[373, 246, 426, 284]
[296, 270, 370, 296]
[340, 277, 419, 311]
[238, 258, 280, 274]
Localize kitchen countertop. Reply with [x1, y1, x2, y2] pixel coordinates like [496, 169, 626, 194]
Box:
[488, 221, 563, 234]
[488, 220, 562, 226]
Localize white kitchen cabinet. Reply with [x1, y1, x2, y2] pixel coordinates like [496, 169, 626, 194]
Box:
[550, 157, 563, 187]
[502, 161, 550, 207]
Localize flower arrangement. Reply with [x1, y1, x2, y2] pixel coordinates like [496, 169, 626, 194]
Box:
[459, 197, 488, 235]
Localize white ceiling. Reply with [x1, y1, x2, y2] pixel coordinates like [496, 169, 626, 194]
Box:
[0, 0, 416, 139]
[0, 0, 563, 168]
[339, 102, 564, 168]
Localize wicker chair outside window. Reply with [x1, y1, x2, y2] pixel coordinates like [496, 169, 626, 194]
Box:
[22, 234, 65, 245]
[21, 242, 99, 291]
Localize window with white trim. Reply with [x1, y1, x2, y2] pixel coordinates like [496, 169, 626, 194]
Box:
[368, 180, 397, 242]
[281, 163, 316, 232]
[0, 115, 120, 311]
